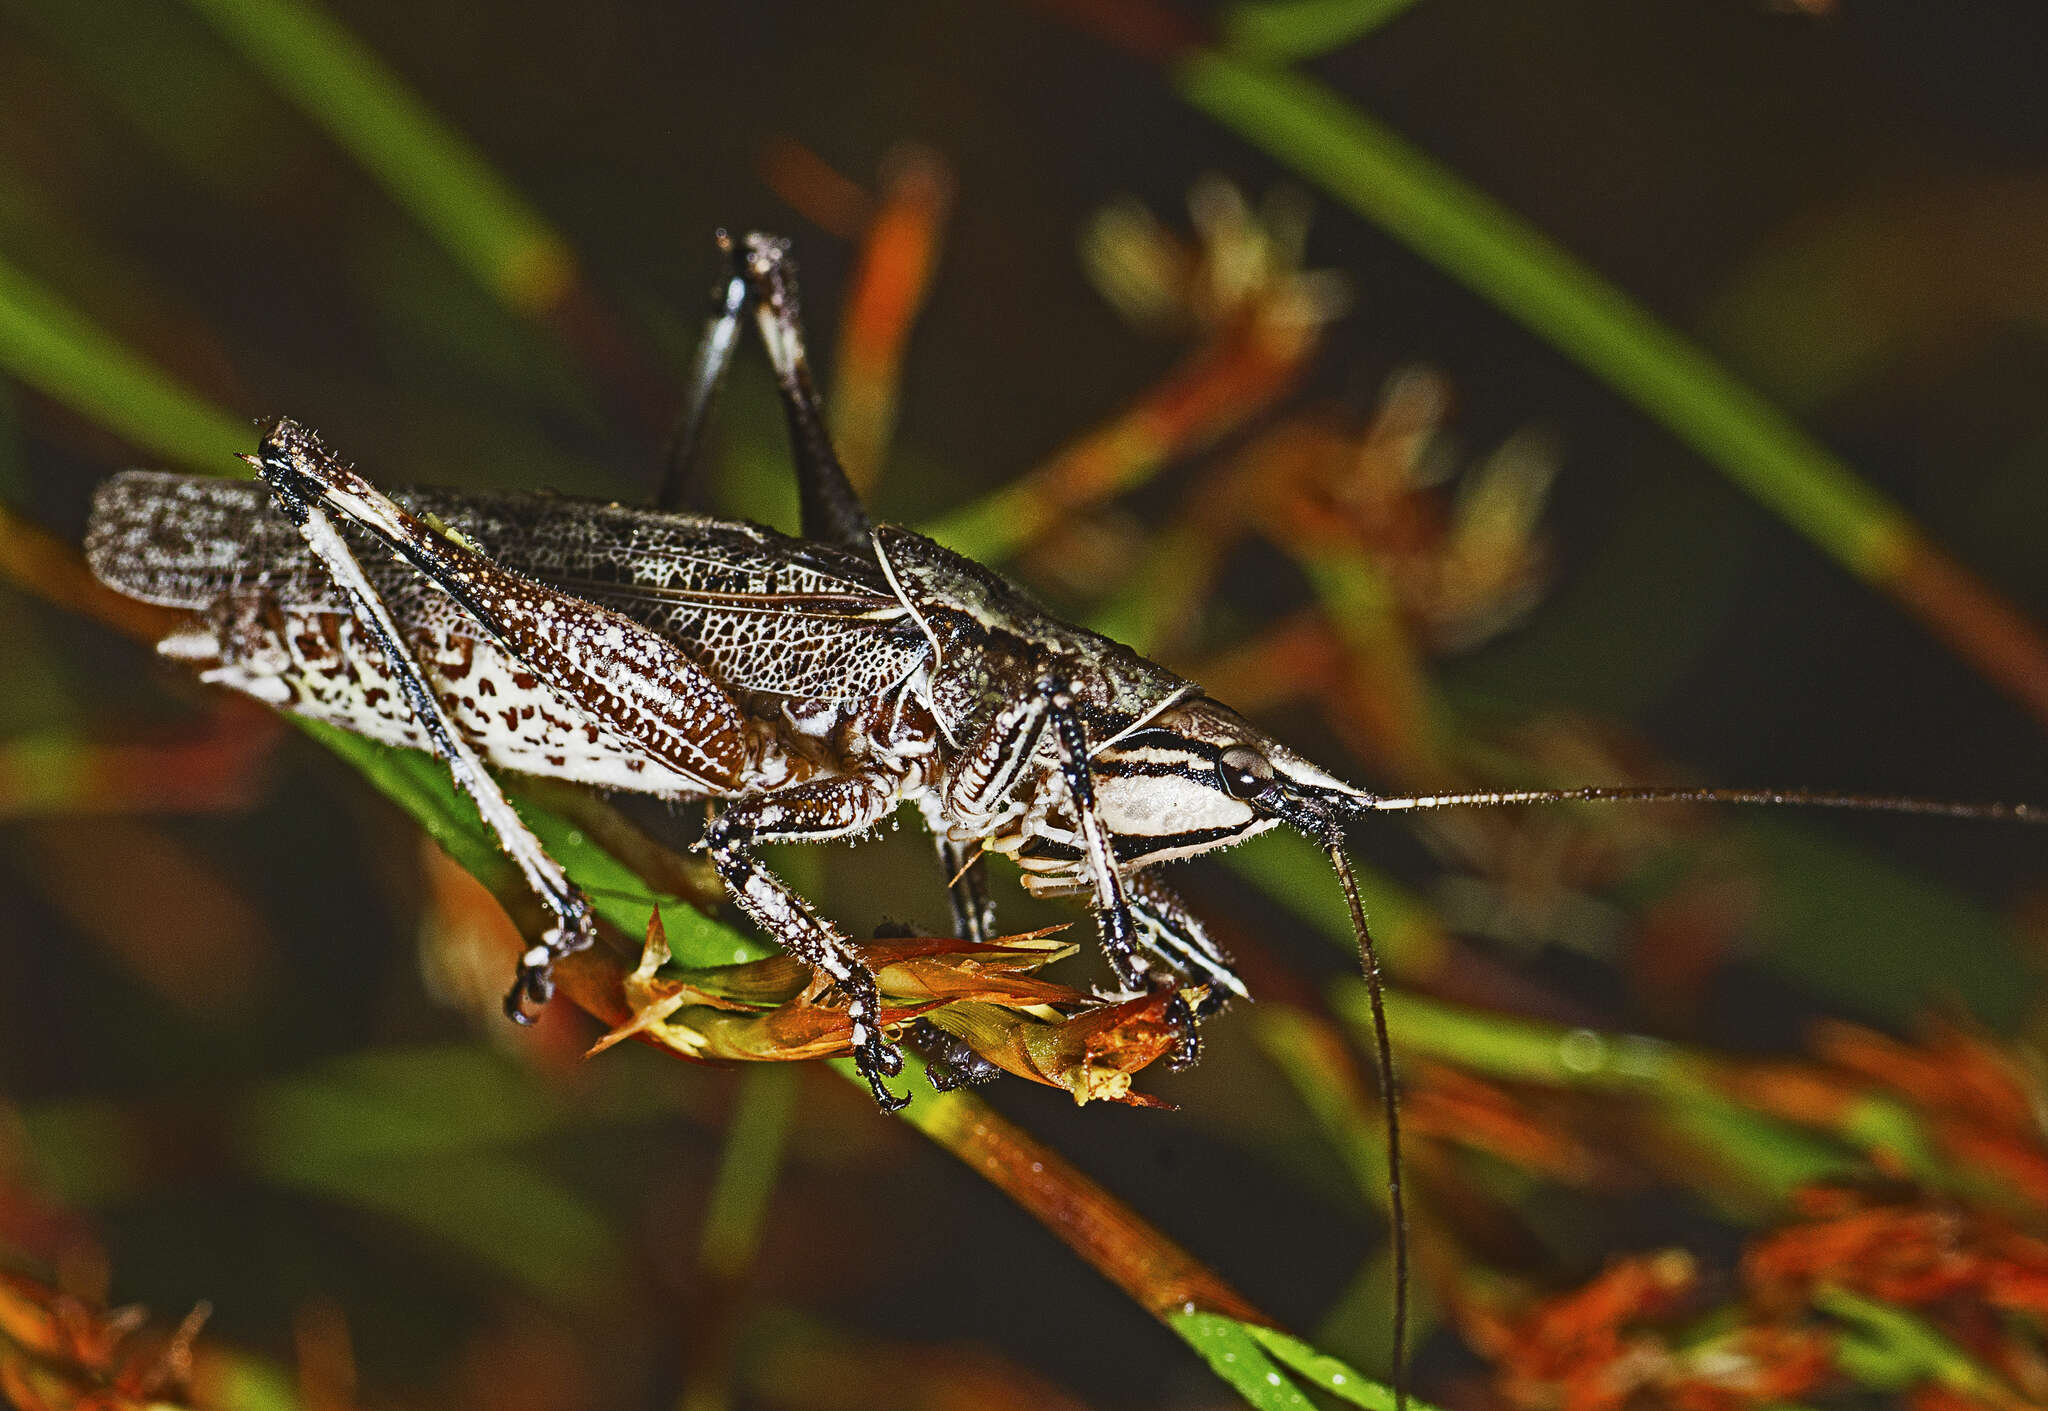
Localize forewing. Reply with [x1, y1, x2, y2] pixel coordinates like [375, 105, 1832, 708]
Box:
[432, 496, 927, 702]
[88, 474, 928, 703]
[88, 471, 340, 608]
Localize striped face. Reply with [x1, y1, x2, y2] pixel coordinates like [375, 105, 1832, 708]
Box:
[1012, 698, 1370, 888]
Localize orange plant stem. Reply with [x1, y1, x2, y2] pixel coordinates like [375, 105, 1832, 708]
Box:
[525, 868, 1276, 1330]
[906, 1091, 1271, 1325]
[1878, 530, 2048, 732]
[833, 146, 953, 494]
[929, 320, 1312, 560]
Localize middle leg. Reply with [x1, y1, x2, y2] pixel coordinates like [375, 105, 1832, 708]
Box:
[704, 771, 910, 1109]
[1040, 677, 1147, 992]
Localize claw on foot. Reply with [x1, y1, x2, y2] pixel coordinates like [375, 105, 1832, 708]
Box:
[841, 967, 909, 1108]
[857, 1026, 910, 1109]
[863, 1065, 911, 1112]
[503, 955, 554, 1022]
[503, 899, 596, 1022]
[910, 1018, 1002, 1092]
[503, 980, 540, 1023]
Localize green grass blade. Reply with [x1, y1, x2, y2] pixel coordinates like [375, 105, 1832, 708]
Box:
[1172, 54, 1913, 581]
[181, 0, 575, 313]
[1817, 1286, 2020, 1401]
[1171, 1310, 1425, 1411]
[1222, 0, 1427, 64]
[697, 1064, 799, 1279]
[1171, 1311, 1321, 1410]
[0, 250, 251, 471]
[1250, 1322, 1418, 1409]
[1344, 983, 1954, 1199]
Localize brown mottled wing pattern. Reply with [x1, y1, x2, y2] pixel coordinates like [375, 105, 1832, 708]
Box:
[441, 495, 929, 704]
[87, 471, 346, 609]
[87, 472, 930, 707]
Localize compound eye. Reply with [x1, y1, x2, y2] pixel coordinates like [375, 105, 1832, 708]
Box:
[1217, 744, 1275, 800]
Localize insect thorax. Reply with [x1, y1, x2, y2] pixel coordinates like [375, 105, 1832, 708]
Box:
[873, 525, 1190, 737]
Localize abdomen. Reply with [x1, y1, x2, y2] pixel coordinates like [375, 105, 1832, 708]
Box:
[88, 472, 729, 796]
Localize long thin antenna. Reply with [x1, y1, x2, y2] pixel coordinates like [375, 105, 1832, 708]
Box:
[1328, 840, 1407, 1411]
[1317, 777, 2036, 1411]
[1363, 786, 2044, 823]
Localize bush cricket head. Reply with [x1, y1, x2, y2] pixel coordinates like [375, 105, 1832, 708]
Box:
[1080, 698, 1372, 862]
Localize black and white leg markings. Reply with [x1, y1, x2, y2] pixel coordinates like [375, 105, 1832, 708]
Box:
[703, 774, 909, 1110]
[928, 686, 1057, 948]
[942, 688, 1057, 823]
[1127, 870, 1244, 1016]
[1041, 677, 1147, 993]
[1125, 871, 1245, 1070]
[1038, 679, 1221, 1066]
[254, 454, 594, 1019]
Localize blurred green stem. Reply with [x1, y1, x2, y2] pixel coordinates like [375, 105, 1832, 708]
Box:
[1222, 828, 1445, 978]
[0, 251, 249, 471]
[1340, 982, 1950, 1199]
[677, 1065, 798, 1411]
[1164, 50, 2048, 730]
[1172, 53, 1907, 575]
[1254, 1006, 1392, 1212]
[181, 0, 575, 314]
[698, 1064, 798, 1280]
[1819, 1286, 2023, 1403]
[1222, 0, 1425, 63]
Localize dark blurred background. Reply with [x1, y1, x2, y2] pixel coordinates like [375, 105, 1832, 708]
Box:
[2, 1, 2045, 1408]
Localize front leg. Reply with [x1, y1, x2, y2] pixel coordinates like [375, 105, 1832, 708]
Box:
[937, 678, 1157, 993]
[1040, 679, 1148, 993]
[1040, 683, 1224, 1069]
[704, 773, 909, 1110]
[931, 686, 1063, 947]
[1128, 869, 1248, 1013]
[947, 674, 1174, 998]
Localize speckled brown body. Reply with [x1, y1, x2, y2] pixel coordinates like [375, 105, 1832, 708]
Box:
[88, 201, 1367, 1121]
[84, 425, 1292, 1102]
[87, 402, 1339, 1041]
[84, 470, 1215, 871]
[87, 471, 957, 806]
